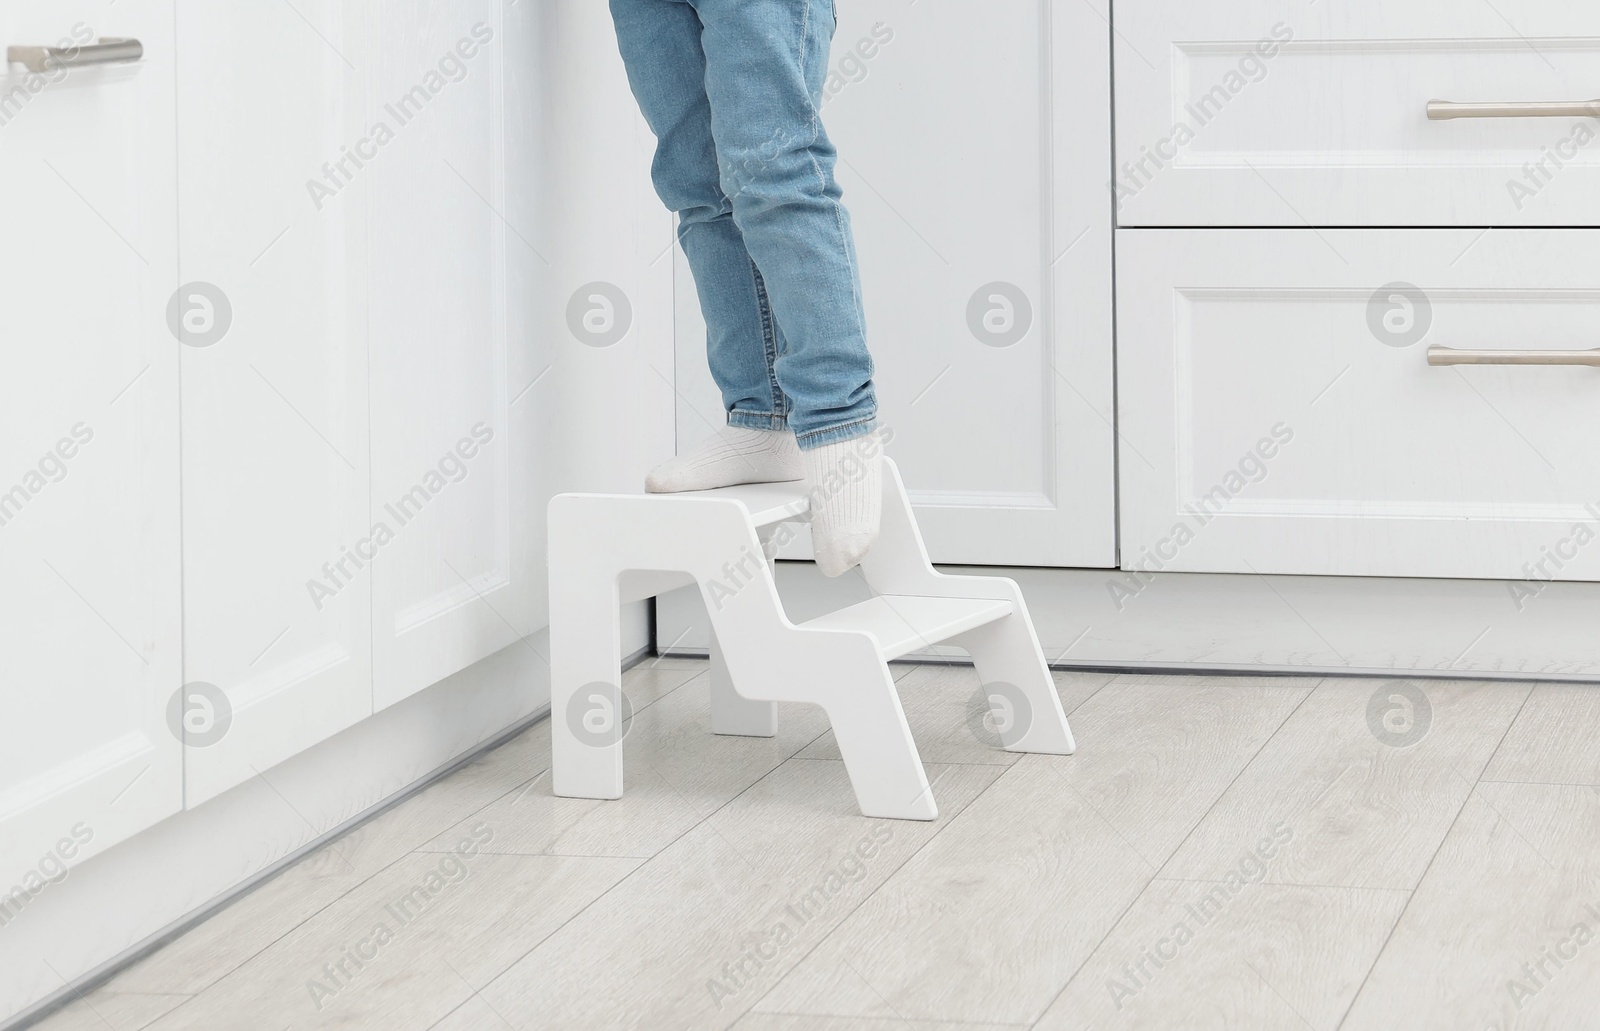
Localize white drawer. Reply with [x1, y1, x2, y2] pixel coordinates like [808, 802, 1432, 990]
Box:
[1116, 229, 1600, 582]
[1114, 2, 1600, 226]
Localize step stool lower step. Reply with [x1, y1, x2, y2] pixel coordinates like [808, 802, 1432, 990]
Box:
[797, 594, 1013, 661]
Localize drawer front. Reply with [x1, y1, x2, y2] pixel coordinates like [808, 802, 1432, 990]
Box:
[1114, 2, 1600, 226]
[1116, 229, 1600, 583]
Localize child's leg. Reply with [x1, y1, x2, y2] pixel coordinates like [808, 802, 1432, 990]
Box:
[610, 0, 801, 490]
[692, 0, 877, 450]
[694, 0, 882, 573]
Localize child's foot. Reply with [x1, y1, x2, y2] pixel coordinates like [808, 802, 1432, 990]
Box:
[804, 435, 882, 577]
[645, 427, 802, 493]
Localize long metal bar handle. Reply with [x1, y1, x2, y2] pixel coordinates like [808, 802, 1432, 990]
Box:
[7, 38, 142, 74]
[1428, 99, 1600, 120]
[1428, 345, 1600, 368]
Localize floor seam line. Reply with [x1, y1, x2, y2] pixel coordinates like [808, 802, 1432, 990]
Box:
[1026, 678, 1325, 1024]
[1149, 677, 1323, 880]
[1332, 684, 1541, 1030]
[739, 761, 1009, 1020]
[467, 716, 836, 1001]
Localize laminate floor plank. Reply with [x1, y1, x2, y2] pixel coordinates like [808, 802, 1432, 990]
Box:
[472, 759, 1003, 1030]
[795, 665, 1115, 767]
[35, 665, 1578, 1031]
[733, 1016, 1023, 1031]
[72, 661, 697, 1001]
[752, 676, 1313, 1025]
[422, 677, 831, 860]
[97, 720, 554, 999]
[424, 994, 508, 1031]
[1160, 678, 1533, 890]
[26, 991, 191, 1031]
[1035, 879, 1409, 1030]
[1482, 683, 1600, 786]
[1341, 781, 1600, 1031]
[138, 847, 638, 1031]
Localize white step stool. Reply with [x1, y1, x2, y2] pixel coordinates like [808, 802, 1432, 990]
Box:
[548, 457, 1074, 821]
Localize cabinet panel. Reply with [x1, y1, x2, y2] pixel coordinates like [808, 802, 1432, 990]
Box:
[1114, 1, 1600, 226]
[0, 0, 181, 878]
[674, 0, 1116, 567]
[368, 1, 537, 708]
[1117, 228, 1600, 581]
[176, 0, 372, 804]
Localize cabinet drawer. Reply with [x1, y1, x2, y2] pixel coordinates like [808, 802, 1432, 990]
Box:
[1114, 2, 1600, 226]
[1116, 229, 1600, 582]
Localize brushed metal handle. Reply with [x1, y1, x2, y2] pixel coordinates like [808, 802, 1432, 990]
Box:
[1428, 345, 1600, 367]
[1428, 99, 1600, 120]
[7, 38, 142, 74]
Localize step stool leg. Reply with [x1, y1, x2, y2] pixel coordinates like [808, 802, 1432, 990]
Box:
[954, 612, 1076, 755]
[551, 580, 626, 800]
[708, 626, 777, 737]
[825, 665, 938, 821]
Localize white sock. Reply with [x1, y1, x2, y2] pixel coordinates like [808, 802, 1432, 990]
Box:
[804, 434, 883, 577]
[645, 426, 802, 493]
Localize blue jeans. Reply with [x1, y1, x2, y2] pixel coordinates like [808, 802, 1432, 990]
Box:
[609, 0, 877, 450]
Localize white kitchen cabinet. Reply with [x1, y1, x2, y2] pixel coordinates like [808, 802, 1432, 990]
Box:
[0, 0, 182, 877]
[1117, 228, 1600, 582]
[367, 1, 543, 709]
[175, 0, 373, 804]
[2, 0, 619, 851]
[673, 0, 1117, 567]
[1113, 2, 1600, 226]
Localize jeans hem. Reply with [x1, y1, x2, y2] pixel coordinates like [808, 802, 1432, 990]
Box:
[727, 410, 790, 432]
[793, 414, 877, 451]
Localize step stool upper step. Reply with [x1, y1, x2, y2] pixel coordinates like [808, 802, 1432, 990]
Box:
[648, 479, 810, 528]
[797, 594, 1014, 661]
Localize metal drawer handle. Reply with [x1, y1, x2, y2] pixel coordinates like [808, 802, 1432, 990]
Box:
[1428, 345, 1600, 367]
[1428, 99, 1600, 120]
[7, 37, 142, 74]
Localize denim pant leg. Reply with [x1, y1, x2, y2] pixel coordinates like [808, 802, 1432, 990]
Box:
[609, 0, 789, 429]
[694, 0, 877, 449]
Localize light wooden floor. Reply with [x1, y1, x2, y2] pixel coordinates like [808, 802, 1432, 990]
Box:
[31, 661, 1600, 1031]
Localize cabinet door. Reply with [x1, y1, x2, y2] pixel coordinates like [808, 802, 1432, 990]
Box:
[1117, 228, 1600, 581]
[176, 0, 372, 804]
[673, 0, 1116, 567]
[0, 0, 181, 876]
[1113, 1, 1600, 226]
[368, 1, 537, 708]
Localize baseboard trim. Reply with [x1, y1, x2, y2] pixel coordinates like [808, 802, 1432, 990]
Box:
[658, 650, 1600, 687]
[657, 562, 1600, 683]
